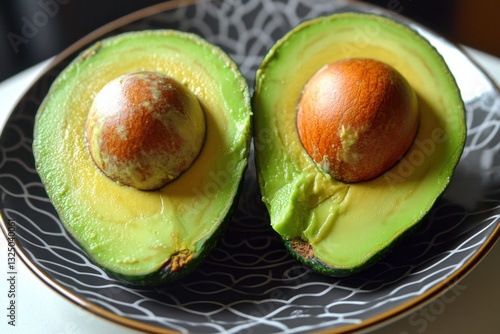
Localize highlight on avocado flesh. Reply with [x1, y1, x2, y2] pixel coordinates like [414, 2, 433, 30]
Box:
[86, 71, 206, 191]
[297, 58, 419, 183]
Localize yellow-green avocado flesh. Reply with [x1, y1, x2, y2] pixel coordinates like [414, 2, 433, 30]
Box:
[33, 30, 252, 285]
[253, 13, 466, 276]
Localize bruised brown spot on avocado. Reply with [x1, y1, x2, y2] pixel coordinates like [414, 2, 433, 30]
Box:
[168, 249, 194, 272]
[297, 58, 419, 183]
[291, 238, 314, 260]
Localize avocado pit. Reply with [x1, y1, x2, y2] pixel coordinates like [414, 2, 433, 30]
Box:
[85, 71, 206, 190]
[297, 58, 419, 182]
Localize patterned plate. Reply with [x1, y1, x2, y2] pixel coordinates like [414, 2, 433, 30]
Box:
[1, 0, 499, 333]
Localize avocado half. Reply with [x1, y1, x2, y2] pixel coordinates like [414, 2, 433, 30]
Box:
[33, 30, 252, 285]
[252, 13, 466, 276]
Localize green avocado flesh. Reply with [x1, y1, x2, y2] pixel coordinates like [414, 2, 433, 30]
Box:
[253, 13, 466, 276]
[33, 30, 252, 285]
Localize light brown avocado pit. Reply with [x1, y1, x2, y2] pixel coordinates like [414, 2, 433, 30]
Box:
[85, 71, 206, 190]
[297, 58, 419, 183]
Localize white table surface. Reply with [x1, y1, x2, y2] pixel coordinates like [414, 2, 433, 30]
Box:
[0, 48, 499, 334]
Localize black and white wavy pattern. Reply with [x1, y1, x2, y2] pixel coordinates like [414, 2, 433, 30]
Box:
[1, 1, 499, 333]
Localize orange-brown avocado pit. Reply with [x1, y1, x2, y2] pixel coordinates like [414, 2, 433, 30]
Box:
[85, 71, 206, 190]
[297, 58, 419, 183]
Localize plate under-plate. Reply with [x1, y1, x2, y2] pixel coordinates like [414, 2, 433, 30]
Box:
[1, 0, 499, 333]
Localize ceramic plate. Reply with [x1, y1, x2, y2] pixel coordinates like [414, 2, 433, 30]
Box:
[1, 0, 499, 333]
